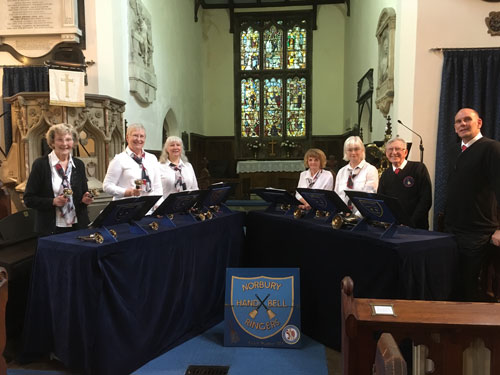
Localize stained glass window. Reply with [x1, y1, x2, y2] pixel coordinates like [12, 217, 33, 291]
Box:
[286, 77, 306, 137]
[236, 13, 312, 148]
[264, 78, 283, 137]
[287, 26, 306, 69]
[264, 26, 283, 70]
[241, 78, 260, 137]
[240, 27, 260, 71]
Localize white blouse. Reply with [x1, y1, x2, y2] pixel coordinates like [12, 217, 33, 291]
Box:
[103, 147, 163, 199]
[295, 169, 334, 202]
[334, 159, 379, 215]
[159, 159, 199, 199]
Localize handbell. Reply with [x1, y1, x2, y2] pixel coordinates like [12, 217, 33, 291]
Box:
[63, 188, 73, 197]
[293, 208, 306, 219]
[149, 221, 159, 231]
[77, 232, 104, 244]
[134, 179, 143, 190]
[331, 213, 358, 230]
[315, 210, 331, 218]
[88, 188, 100, 198]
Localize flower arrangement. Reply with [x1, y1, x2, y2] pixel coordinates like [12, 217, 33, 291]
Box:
[247, 140, 263, 150]
[280, 140, 298, 149]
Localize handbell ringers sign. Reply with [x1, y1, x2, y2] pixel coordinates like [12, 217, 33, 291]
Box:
[224, 268, 301, 348]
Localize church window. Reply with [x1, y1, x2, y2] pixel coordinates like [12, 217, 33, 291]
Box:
[235, 12, 312, 157]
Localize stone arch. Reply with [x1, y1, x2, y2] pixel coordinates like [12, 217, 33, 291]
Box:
[162, 108, 178, 144]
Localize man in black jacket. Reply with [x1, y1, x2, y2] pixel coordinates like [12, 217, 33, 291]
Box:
[445, 108, 500, 301]
[378, 137, 432, 229]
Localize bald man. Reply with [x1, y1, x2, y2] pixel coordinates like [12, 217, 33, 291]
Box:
[445, 108, 500, 301]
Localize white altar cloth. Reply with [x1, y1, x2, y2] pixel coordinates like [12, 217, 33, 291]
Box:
[237, 160, 304, 173]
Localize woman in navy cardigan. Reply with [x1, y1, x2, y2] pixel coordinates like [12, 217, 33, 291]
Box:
[24, 123, 93, 236]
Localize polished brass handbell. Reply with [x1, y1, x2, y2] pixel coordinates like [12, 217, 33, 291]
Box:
[63, 188, 73, 197]
[205, 211, 213, 220]
[280, 204, 291, 211]
[77, 232, 104, 244]
[149, 221, 159, 230]
[331, 213, 358, 230]
[293, 208, 306, 219]
[88, 188, 100, 198]
[109, 229, 117, 238]
[134, 179, 143, 189]
[315, 210, 331, 218]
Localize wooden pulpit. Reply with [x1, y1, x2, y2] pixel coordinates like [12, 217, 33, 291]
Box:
[1, 92, 126, 211]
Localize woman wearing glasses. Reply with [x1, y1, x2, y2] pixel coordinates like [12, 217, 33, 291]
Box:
[295, 148, 334, 210]
[334, 136, 379, 216]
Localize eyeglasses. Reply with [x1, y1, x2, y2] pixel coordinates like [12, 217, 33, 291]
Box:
[386, 147, 405, 153]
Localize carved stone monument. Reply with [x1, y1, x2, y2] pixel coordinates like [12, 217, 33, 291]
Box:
[0, 0, 81, 57]
[0, 92, 125, 210]
[375, 8, 396, 117]
[128, 0, 157, 104]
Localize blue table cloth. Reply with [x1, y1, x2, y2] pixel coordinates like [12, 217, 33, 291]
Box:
[21, 212, 245, 375]
[243, 211, 459, 350]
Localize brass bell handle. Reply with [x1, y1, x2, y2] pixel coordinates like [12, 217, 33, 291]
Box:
[77, 232, 104, 244]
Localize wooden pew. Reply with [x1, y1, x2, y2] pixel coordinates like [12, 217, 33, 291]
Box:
[0, 267, 8, 375]
[341, 276, 500, 375]
[374, 333, 407, 375]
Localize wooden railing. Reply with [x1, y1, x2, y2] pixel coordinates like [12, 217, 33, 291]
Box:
[341, 276, 500, 375]
[0, 267, 8, 375]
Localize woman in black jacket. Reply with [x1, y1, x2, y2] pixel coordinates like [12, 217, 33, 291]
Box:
[24, 123, 93, 236]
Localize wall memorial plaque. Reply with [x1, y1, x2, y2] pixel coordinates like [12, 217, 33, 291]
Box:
[0, 0, 81, 57]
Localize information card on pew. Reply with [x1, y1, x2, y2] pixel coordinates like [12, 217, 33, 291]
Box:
[224, 268, 301, 348]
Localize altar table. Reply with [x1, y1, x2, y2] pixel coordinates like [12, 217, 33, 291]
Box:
[243, 211, 459, 350]
[237, 160, 304, 198]
[21, 212, 245, 375]
[236, 160, 304, 173]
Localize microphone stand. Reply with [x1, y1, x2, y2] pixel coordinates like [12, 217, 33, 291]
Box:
[397, 119, 424, 163]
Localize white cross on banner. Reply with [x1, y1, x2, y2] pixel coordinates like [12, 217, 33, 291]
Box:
[49, 69, 85, 107]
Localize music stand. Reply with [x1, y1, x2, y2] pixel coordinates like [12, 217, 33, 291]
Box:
[198, 182, 234, 216]
[150, 190, 203, 227]
[296, 188, 351, 223]
[90, 195, 161, 239]
[345, 190, 413, 238]
[251, 188, 301, 216]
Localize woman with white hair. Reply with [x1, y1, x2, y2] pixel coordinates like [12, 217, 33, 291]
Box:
[159, 136, 198, 198]
[103, 123, 162, 199]
[334, 136, 378, 215]
[24, 123, 93, 235]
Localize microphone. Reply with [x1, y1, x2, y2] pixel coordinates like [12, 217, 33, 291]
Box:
[397, 119, 424, 163]
[0, 110, 10, 119]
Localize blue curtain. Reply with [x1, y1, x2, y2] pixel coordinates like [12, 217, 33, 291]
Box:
[2, 67, 49, 153]
[434, 49, 500, 229]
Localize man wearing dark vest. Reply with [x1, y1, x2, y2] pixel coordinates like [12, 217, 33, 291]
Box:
[378, 137, 432, 229]
[445, 108, 500, 301]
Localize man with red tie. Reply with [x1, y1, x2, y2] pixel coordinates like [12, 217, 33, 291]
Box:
[378, 137, 432, 229]
[445, 108, 500, 301]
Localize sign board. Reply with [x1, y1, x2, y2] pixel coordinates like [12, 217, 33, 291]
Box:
[224, 268, 301, 348]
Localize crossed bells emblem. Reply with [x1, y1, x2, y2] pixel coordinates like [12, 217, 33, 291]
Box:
[248, 293, 276, 320]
